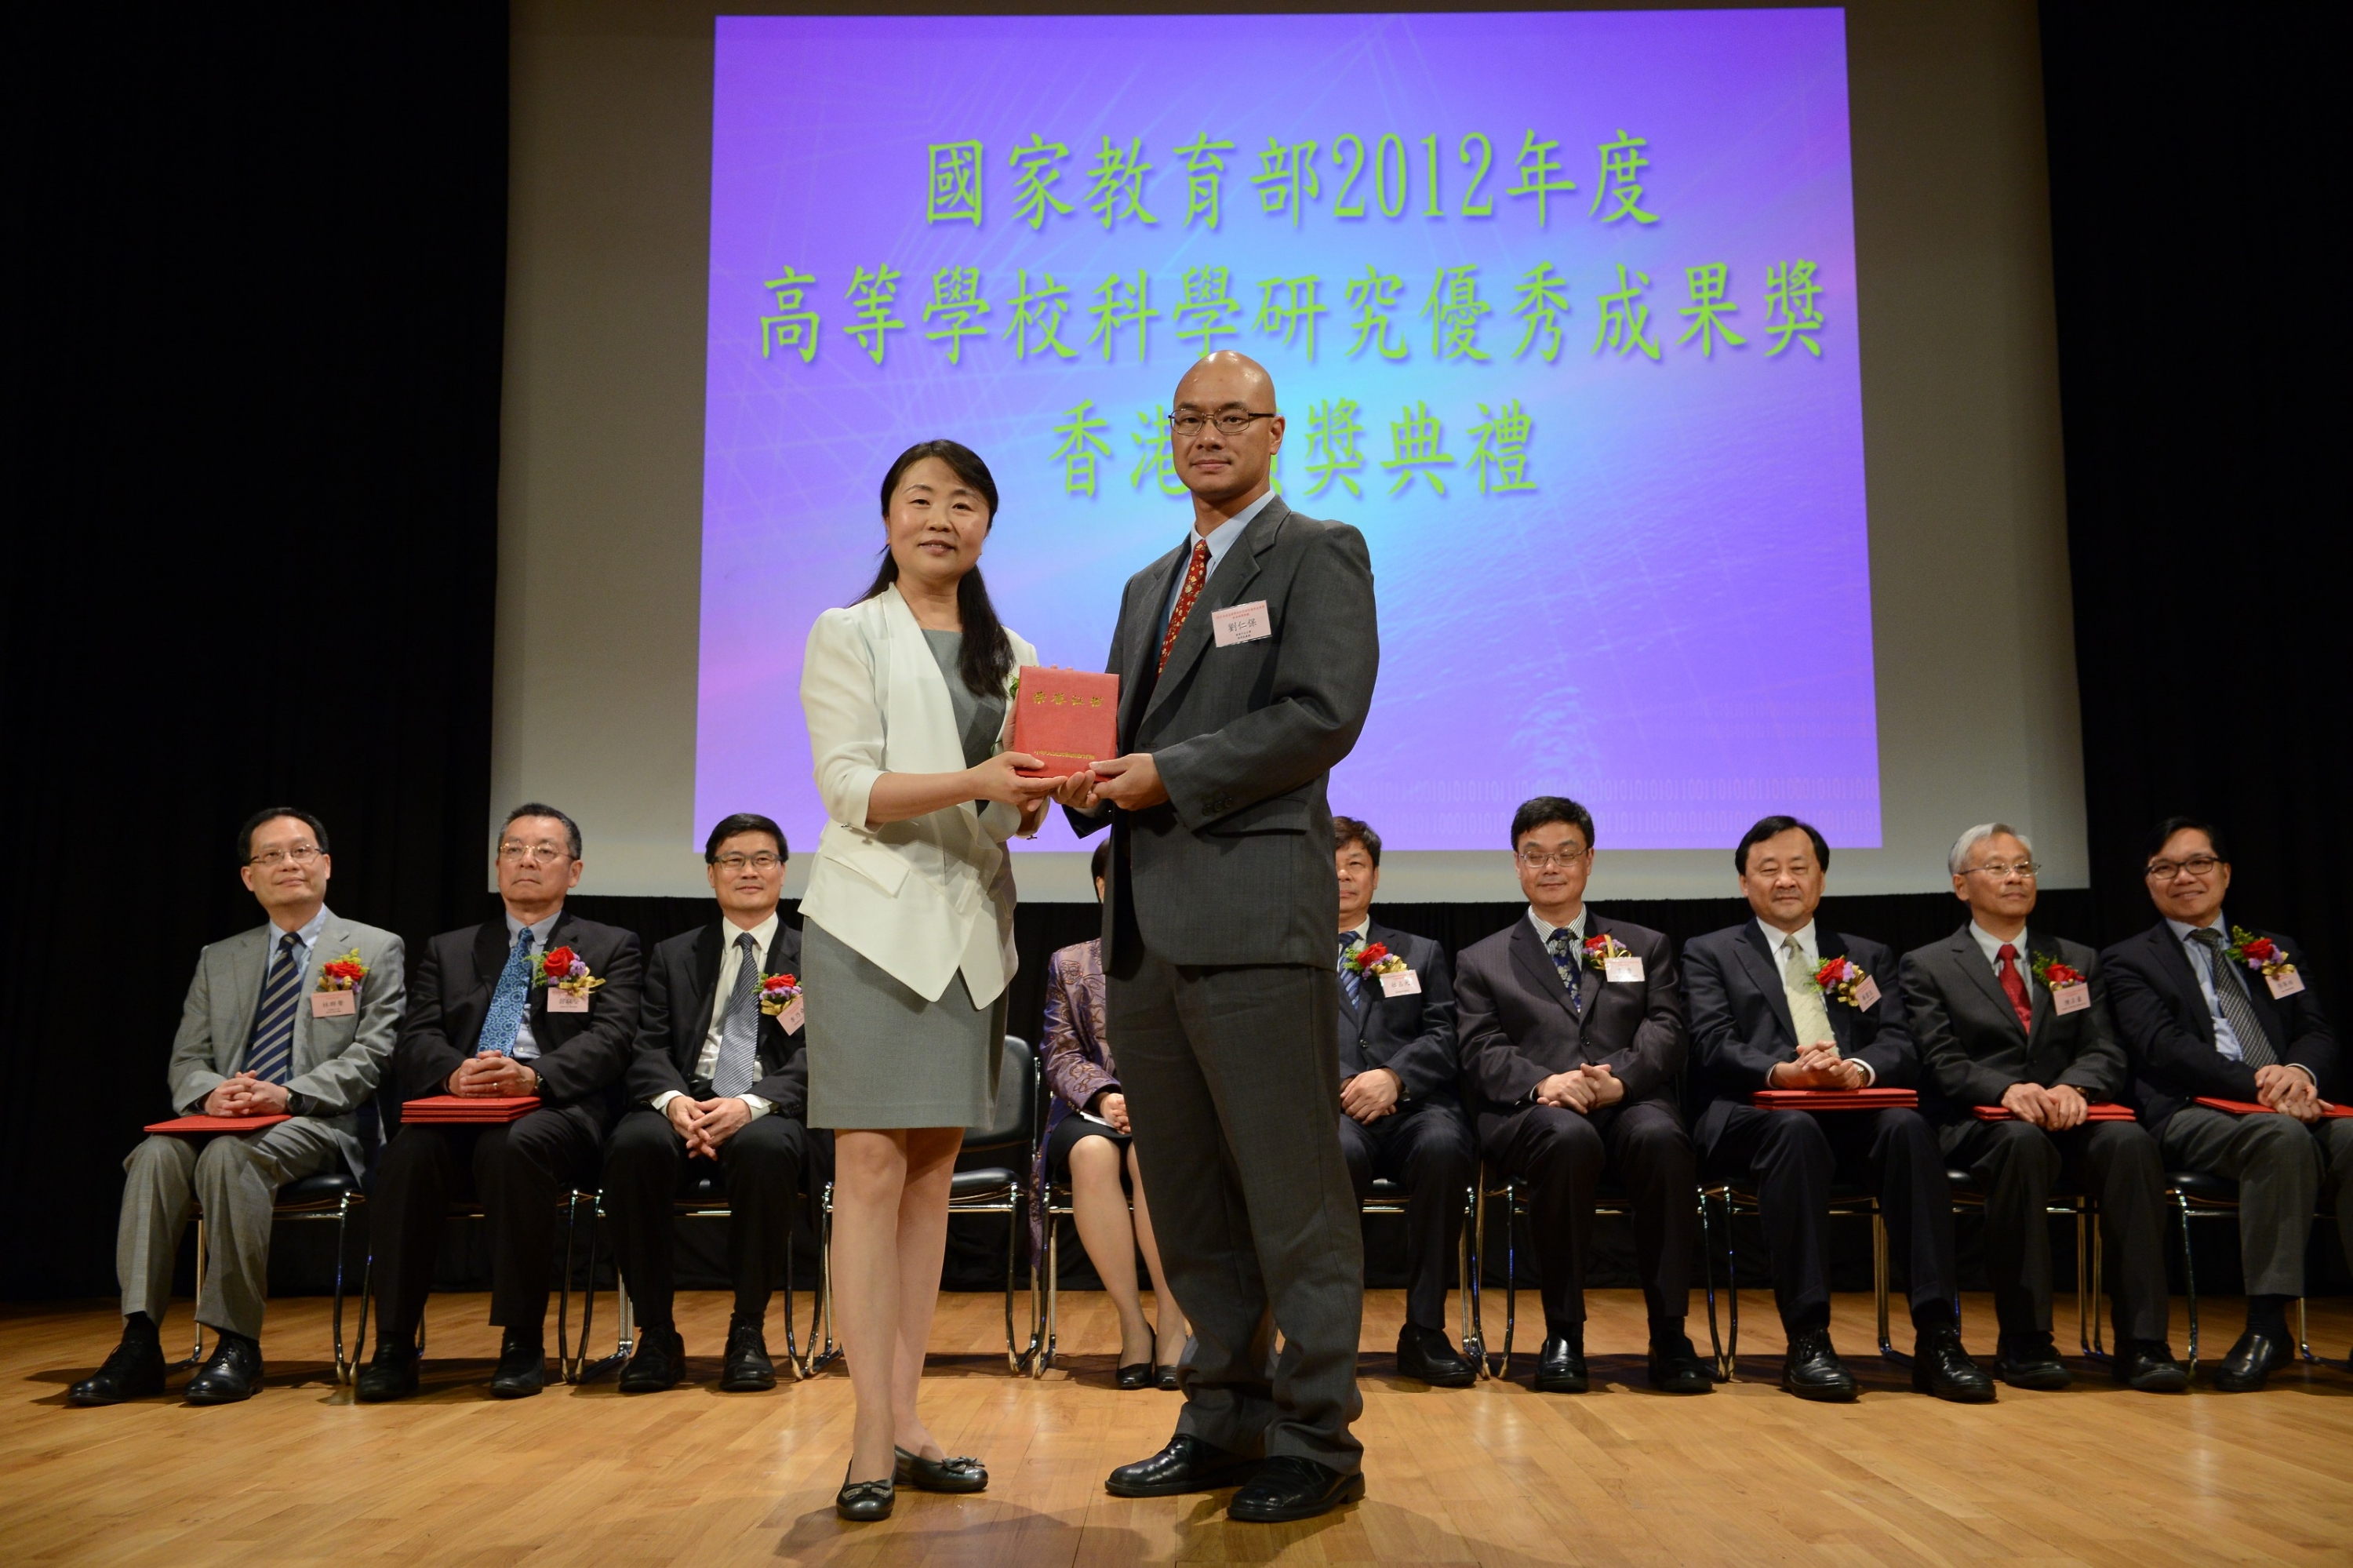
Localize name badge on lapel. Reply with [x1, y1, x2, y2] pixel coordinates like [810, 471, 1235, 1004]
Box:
[309, 991, 356, 1019]
[1379, 970, 1422, 999]
[1852, 975, 1882, 1010]
[2050, 983, 2089, 1017]
[547, 989, 591, 1014]
[1605, 955, 1645, 984]
[1210, 601, 1271, 646]
[2265, 970, 2305, 1000]
[780, 995, 806, 1035]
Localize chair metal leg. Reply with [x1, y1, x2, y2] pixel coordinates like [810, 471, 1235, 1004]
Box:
[806, 1183, 842, 1375]
[556, 1193, 578, 1381]
[1699, 1189, 1734, 1381]
[1464, 1181, 1489, 1377]
[574, 1195, 628, 1384]
[355, 1251, 373, 1377]
[2089, 1200, 2107, 1358]
[2297, 1297, 2312, 1362]
[2176, 1195, 2200, 1375]
[1874, 1208, 1900, 1362]
[330, 1195, 360, 1384]
[174, 1220, 209, 1370]
[1039, 1211, 1062, 1377]
[1500, 1183, 1520, 1380]
[1456, 1182, 1477, 1377]
[1002, 1195, 1025, 1375]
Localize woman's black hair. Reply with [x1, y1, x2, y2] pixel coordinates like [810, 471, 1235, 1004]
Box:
[857, 438, 1013, 697]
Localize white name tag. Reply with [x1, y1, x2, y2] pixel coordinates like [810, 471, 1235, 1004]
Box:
[309, 990, 356, 1018]
[1852, 975, 1882, 1010]
[780, 995, 806, 1034]
[547, 988, 591, 1014]
[1605, 955, 1645, 984]
[2266, 970, 2305, 1000]
[2051, 982, 2090, 1016]
[1379, 970, 1422, 998]
[1210, 600, 1271, 646]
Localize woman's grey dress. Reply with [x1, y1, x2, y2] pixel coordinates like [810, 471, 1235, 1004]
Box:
[804, 628, 1009, 1130]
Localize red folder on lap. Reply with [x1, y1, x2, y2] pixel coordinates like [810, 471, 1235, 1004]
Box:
[144, 1114, 294, 1135]
[401, 1096, 542, 1124]
[2193, 1096, 2353, 1119]
[1972, 1102, 2137, 1122]
[1751, 1088, 1918, 1110]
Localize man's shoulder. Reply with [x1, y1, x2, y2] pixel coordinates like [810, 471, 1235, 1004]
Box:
[1368, 921, 1442, 964]
[1833, 931, 1895, 971]
[1457, 922, 1522, 973]
[1684, 924, 1753, 966]
[1900, 924, 1972, 977]
[652, 923, 710, 964]
[557, 913, 641, 953]
[2098, 922, 2174, 974]
[1264, 500, 1366, 558]
[324, 915, 402, 953]
[1592, 912, 1667, 954]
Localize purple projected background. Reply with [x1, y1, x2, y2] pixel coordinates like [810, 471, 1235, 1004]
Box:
[700, 9, 1878, 855]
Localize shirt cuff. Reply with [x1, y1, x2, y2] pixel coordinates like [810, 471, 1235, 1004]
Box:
[1855, 1060, 1875, 1086]
[651, 1090, 681, 1113]
[740, 1094, 775, 1119]
[2288, 1064, 2318, 1086]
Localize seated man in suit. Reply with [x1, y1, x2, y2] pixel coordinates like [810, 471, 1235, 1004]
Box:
[1900, 822, 2185, 1392]
[71, 809, 404, 1406]
[606, 812, 822, 1395]
[357, 803, 643, 1402]
[1686, 816, 1991, 1402]
[2104, 817, 2349, 1389]
[1456, 797, 1712, 1395]
[1329, 816, 1477, 1388]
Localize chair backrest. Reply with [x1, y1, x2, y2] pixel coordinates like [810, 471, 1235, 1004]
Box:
[962, 1035, 1037, 1155]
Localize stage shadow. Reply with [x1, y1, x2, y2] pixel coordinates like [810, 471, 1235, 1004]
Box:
[773, 1496, 1146, 1565]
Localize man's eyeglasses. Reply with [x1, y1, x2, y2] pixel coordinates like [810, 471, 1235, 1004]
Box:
[1169, 409, 1275, 438]
[713, 852, 784, 872]
[1515, 848, 1591, 871]
[1964, 860, 2039, 879]
[249, 846, 322, 868]
[2146, 854, 2222, 882]
[497, 842, 573, 865]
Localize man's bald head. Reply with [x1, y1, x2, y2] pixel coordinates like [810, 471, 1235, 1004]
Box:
[1169, 351, 1285, 513]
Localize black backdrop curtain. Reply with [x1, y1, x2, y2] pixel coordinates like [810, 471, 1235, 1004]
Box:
[2, 4, 2339, 1300]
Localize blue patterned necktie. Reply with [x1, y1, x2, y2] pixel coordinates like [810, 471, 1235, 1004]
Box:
[1545, 927, 1584, 1017]
[478, 929, 537, 1057]
[711, 931, 762, 1097]
[244, 931, 305, 1084]
[1337, 933, 1362, 1008]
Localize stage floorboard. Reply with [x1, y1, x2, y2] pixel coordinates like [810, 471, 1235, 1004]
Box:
[5, 1290, 2348, 1566]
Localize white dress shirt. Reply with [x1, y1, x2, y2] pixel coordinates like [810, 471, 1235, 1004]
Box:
[1759, 917, 1874, 1083]
[652, 912, 781, 1117]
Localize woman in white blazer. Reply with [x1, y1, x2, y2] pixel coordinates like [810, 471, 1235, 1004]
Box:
[798, 439, 1057, 1521]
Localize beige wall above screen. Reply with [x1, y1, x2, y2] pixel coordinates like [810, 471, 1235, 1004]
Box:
[493, 0, 2085, 902]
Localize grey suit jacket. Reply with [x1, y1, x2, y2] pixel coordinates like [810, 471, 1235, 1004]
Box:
[1897, 921, 2126, 1118]
[166, 909, 406, 1177]
[1067, 495, 1380, 968]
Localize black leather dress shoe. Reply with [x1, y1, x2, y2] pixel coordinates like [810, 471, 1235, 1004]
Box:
[896, 1446, 987, 1492]
[2110, 1339, 2189, 1392]
[355, 1344, 420, 1403]
[1648, 1331, 1715, 1394]
[1911, 1325, 1995, 1402]
[184, 1333, 264, 1405]
[619, 1326, 684, 1394]
[1395, 1323, 1477, 1388]
[1993, 1333, 2071, 1391]
[835, 1468, 893, 1522]
[2212, 1328, 2289, 1392]
[1116, 1362, 1153, 1390]
[1104, 1434, 1259, 1497]
[1533, 1334, 1588, 1393]
[720, 1318, 776, 1392]
[68, 1330, 168, 1406]
[488, 1332, 546, 1399]
[1781, 1329, 1857, 1402]
[1227, 1456, 1366, 1523]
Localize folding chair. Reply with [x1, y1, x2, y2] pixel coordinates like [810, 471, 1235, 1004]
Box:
[1697, 1181, 1893, 1381]
[1463, 1164, 1678, 1380]
[179, 1171, 372, 1384]
[2164, 1170, 2314, 1374]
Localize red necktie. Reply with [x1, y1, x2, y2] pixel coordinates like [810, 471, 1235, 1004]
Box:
[1995, 942, 2033, 1034]
[1158, 540, 1211, 673]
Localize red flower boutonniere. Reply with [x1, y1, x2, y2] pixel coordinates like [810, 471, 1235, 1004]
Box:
[2226, 927, 2296, 982]
[1582, 933, 1632, 971]
[758, 972, 803, 1016]
[317, 949, 368, 992]
[536, 945, 606, 997]
[1812, 955, 1879, 1009]
[2029, 953, 2086, 992]
[1344, 940, 1408, 977]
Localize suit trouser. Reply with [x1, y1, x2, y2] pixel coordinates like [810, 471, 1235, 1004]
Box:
[602, 1108, 814, 1325]
[1109, 951, 1365, 1472]
[2159, 1106, 2353, 1298]
[370, 1107, 603, 1341]
[1941, 1117, 2169, 1342]
[1703, 1104, 1957, 1331]
[1483, 1100, 1696, 1337]
[118, 1119, 343, 1340]
[1337, 1100, 1475, 1332]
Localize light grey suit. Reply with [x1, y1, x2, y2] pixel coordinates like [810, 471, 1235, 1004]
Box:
[1067, 494, 1379, 1471]
[118, 910, 404, 1338]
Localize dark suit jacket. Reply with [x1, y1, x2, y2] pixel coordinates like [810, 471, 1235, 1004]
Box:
[1340, 922, 1459, 1106]
[2100, 920, 2336, 1127]
[1683, 922, 1914, 1153]
[1897, 921, 2125, 1119]
[1455, 913, 1686, 1144]
[1064, 496, 1380, 969]
[392, 910, 644, 1128]
[627, 918, 809, 1119]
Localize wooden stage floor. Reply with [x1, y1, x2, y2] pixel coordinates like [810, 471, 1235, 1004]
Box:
[5, 1290, 2349, 1566]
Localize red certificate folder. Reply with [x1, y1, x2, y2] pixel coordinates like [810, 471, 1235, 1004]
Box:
[402, 1095, 542, 1124]
[1751, 1088, 1918, 1111]
[2194, 1096, 2353, 1119]
[144, 1114, 294, 1135]
[1972, 1102, 2137, 1122]
[1009, 668, 1118, 778]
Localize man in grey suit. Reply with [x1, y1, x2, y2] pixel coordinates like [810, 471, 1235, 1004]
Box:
[1898, 822, 2185, 1392]
[1060, 351, 1379, 1524]
[70, 809, 403, 1406]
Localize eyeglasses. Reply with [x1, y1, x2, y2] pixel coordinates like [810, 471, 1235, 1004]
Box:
[1964, 860, 2039, 879]
[497, 842, 573, 865]
[249, 846, 322, 868]
[2146, 854, 2221, 882]
[1169, 409, 1275, 438]
[713, 852, 784, 872]
[1515, 848, 1591, 871]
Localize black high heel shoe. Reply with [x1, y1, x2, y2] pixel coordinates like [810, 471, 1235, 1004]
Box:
[835, 1467, 895, 1522]
[894, 1446, 987, 1493]
[1116, 1361, 1153, 1390]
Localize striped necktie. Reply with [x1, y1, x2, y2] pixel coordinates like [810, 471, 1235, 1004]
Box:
[244, 930, 305, 1085]
[1337, 933, 1363, 1008]
[710, 931, 762, 1097]
[2189, 927, 2278, 1068]
[479, 930, 537, 1057]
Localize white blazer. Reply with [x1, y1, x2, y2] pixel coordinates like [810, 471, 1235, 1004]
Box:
[799, 584, 1038, 1006]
